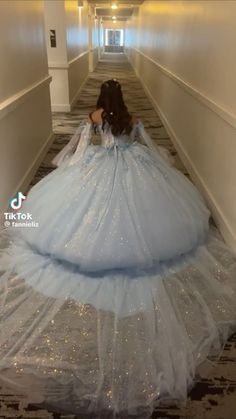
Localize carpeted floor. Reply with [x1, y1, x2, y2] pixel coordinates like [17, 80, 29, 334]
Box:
[0, 54, 235, 419]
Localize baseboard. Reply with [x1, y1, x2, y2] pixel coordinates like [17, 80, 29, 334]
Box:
[128, 54, 236, 253]
[51, 104, 71, 112]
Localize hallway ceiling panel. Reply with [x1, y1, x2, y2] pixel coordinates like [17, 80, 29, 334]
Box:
[89, 1, 143, 4]
[96, 8, 133, 17]
[88, 1, 143, 20]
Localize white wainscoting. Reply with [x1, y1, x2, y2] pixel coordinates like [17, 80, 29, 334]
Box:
[48, 51, 89, 112]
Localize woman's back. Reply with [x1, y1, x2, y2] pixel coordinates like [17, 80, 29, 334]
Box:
[89, 107, 139, 146]
[89, 107, 139, 129]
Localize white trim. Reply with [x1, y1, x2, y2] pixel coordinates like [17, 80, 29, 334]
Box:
[130, 55, 236, 253]
[133, 48, 236, 130]
[49, 52, 89, 112]
[0, 75, 52, 121]
[51, 104, 71, 112]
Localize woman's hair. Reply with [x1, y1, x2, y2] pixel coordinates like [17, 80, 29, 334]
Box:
[96, 79, 133, 136]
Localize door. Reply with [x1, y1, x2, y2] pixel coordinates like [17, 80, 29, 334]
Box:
[104, 29, 124, 53]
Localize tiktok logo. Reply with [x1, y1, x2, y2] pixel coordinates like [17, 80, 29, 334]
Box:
[9, 192, 26, 210]
[4, 192, 38, 228]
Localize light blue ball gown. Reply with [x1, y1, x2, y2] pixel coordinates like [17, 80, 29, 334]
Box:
[0, 120, 236, 418]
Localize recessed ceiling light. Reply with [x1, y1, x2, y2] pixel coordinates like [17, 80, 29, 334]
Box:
[112, 15, 117, 20]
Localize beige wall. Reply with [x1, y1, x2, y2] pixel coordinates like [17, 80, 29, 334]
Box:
[99, 20, 104, 53]
[66, 1, 90, 104]
[0, 0, 53, 214]
[85, 2, 99, 50]
[0, 1, 48, 103]
[88, 6, 99, 71]
[65, 0, 89, 62]
[126, 1, 236, 252]
[44, 0, 90, 111]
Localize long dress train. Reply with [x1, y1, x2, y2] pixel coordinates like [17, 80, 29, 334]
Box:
[0, 120, 235, 418]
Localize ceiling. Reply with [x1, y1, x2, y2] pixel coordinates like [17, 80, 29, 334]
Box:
[88, 1, 143, 21]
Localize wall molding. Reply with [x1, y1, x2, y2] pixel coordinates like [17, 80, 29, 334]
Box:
[0, 75, 52, 121]
[129, 54, 236, 253]
[133, 48, 236, 131]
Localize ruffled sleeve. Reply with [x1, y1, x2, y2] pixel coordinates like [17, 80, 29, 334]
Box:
[68, 122, 93, 166]
[135, 121, 175, 166]
[51, 121, 92, 167]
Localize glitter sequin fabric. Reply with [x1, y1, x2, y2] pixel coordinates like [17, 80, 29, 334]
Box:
[0, 121, 236, 418]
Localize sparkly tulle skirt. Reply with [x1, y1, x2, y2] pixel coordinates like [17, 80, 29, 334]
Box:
[0, 142, 236, 418]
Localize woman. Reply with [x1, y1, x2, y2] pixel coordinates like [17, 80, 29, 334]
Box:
[0, 79, 235, 418]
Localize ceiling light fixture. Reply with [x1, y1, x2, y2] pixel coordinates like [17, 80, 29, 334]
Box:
[112, 16, 117, 20]
[111, 3, 118, 9]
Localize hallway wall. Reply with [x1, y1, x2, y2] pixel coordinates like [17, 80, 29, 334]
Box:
[65, 0, 90, 105]
[126, 1, 236, 252]
[0, 0, 52, 214]
[88, 7, 99, 72]
[44, 0, 91, 111]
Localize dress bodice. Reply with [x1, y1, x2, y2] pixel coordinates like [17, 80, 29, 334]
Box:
[52, 120, 141, 168]
[52, 119, 172, 168]
[95, 121, 139, 149]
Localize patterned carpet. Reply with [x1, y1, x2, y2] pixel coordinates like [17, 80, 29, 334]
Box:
[1, 54, 236, 419]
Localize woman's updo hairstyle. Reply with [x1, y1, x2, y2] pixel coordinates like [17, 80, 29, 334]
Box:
[96, 79, 133, 136]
